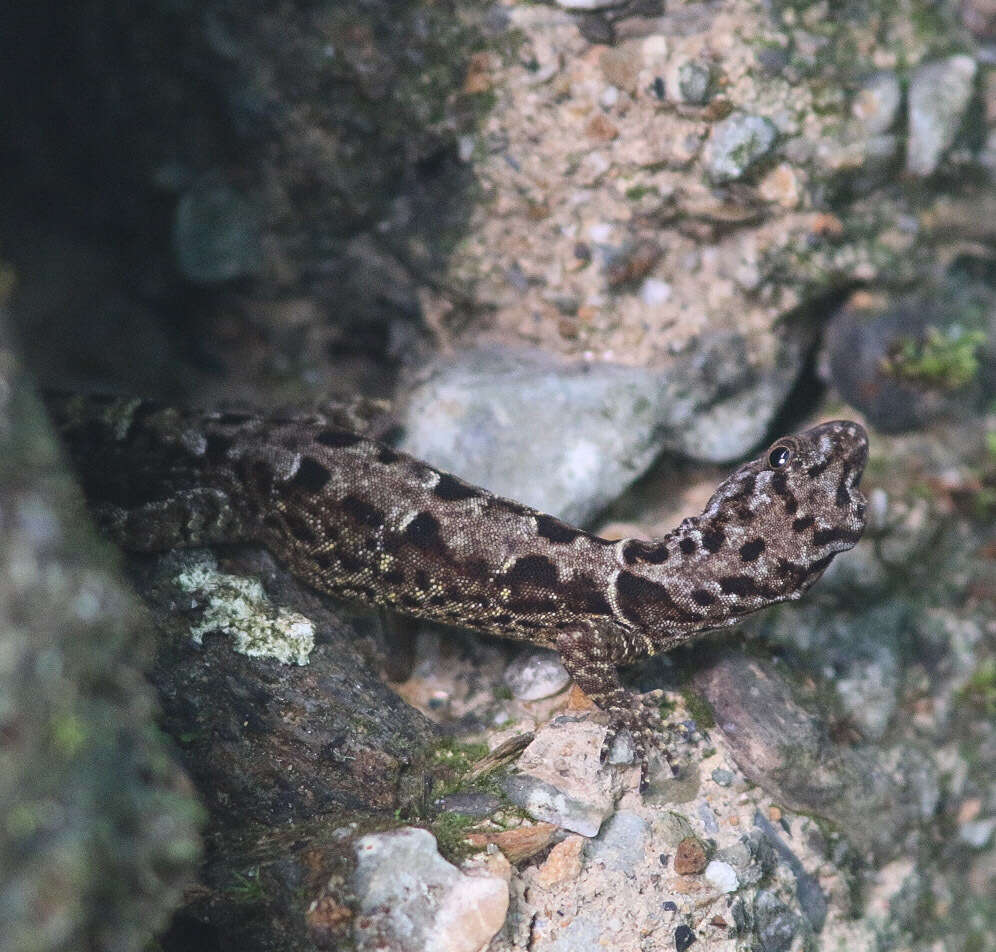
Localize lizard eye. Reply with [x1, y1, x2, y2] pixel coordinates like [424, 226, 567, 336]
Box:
[768, 445, 792, 469]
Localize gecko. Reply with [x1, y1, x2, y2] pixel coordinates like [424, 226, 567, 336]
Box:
[44, 392, 868, 787]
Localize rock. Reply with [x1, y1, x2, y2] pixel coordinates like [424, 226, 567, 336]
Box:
[704, 112, 778, 183]
[959, 817, 996, 847]
[704, 860, 739, 893]
[465, 822, 557, 864]
[753, 890, 801, 952]
[824, 297, 988, 433]
[172, 182, 260, 283]
[694, 651, 938, 862]
[535, 835, 585, 886]
[674, 923, 697, 951]
[504, 649, 570, 701]
[711, 768, 734, 787]
[400, 341, 809, 524]
[586, 810, 649, 871]
[753, 813, 827, 931]
[435, 792, 502, 820]
[907, 55, 978, 176]
[0, 339, 203, 952]
[673, 836, 708, 875]
[503, 718, 624, 836]
[851, 72, 902, 135]
[673, 60, 712, 105]
[353, 828, 508, 952]
[697, 801, 719, 834]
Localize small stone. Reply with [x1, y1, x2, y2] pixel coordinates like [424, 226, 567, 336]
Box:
[758, 163, 802, 208]
[704, 860, 739, 893]
[674, 923, 697, 951]
[535, 835, 584, 886]
[704, 112, 778, 183]
[435, 793, 501, 820]
[353, 828, 508, 952]
[675, 61, 712, 105]
[586, 113, 619, 142]
[662, 900, 678, 912]
[711, 768, 734, 787]
[907, 55, 978, 176]
[959, 818, 996, 848]
[504, 650, 570, 701]
[851, 72, 902, 134]
[465, 822, 557, 864]
[753, 890, 801, 952]
[767, 806, 782, 822]
[640, 278, 672, 306]
[697, 802, 719, 834]
[673, 836, 707, 875]
[173, 182, 260, 283]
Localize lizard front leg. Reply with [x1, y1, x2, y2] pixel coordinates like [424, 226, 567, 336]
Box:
[555, 624, 674, 790]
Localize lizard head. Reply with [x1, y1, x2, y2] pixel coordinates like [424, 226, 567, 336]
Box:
[695, 418, 869, 598]
[612, 420, 868, 638]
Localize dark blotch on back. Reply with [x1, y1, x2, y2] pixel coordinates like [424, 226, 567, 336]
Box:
[536, 514, 583, 544]
[505, 554, 558, 588]
[205, 432, 233, 463]
[739, 538, 765, 562]
[813, 527, 863, 547]
[403, 512, 444, 551]
[679, 537, 697, 555]
[377, 446, 401, 465]
[291, 457, 331, 492]
[835, 478, 850, 508]
[340, 494, 384, 528]
[702, 528, 725, 553]
[316, 428, 363, 448]
[433, 473, 481, 502]
[792, 515, 815, 532]
[218, 412, 253, 425]
[719, 575, 758, 597]
[691, 588, 716, 606]
[622, 539, 670, 565]
[616, 571, 704, 626]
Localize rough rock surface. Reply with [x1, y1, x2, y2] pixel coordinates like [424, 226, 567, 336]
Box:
[0, 320, 203, 952]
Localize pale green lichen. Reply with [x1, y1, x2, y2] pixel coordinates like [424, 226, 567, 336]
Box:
[175, 554, 314, 665]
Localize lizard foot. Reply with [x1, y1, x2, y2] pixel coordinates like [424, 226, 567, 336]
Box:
[599, 689, 677, 791]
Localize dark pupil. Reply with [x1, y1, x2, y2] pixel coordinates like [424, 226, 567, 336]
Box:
[769, 446, 791, 468]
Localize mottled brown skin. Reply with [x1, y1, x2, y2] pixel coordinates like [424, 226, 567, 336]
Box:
[45, 392, 869, 786]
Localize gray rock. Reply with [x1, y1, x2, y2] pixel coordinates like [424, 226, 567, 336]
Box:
[704, 112, 778, 183]
[173, 182, 261, 283]
[353, 827, 508, 952]
[0, 336, 203, 952]
[852, 72, 902, 134]
[503, 773, 611, 839]
[586, 810, 649, 870]
[555, 0, 623, 8]
[907, 55, 978, 176]
[435, 792, 502, 820]
[676, 61, 712, 105]
[400, 340, 808, 525]
[753, 890, 802, 952]
[694, 651, 938, 861]
[504, 649, 570, 701]
[711, 767, 734, 787]
[697, 801, 719, 834]
[754, 813, 827, 932]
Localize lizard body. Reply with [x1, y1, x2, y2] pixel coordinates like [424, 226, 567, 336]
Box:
[45, 392, 868, 784]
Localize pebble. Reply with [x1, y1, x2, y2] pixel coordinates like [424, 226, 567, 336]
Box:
[697, 802, 719, 834]
[704, 860, 739, 893]
[674, 923, 697, 951]
[958, 817, 996, 848]
[711, 768, 734, 787]
[753, 890, 801, 952]
[504, 649, 570, 701]
[906, 55, 978, 176]
[353, 828, 508, 952]
[704, 112, 778, 183]
[851, 71, 902, 134]
[673, 836, 707, 875]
